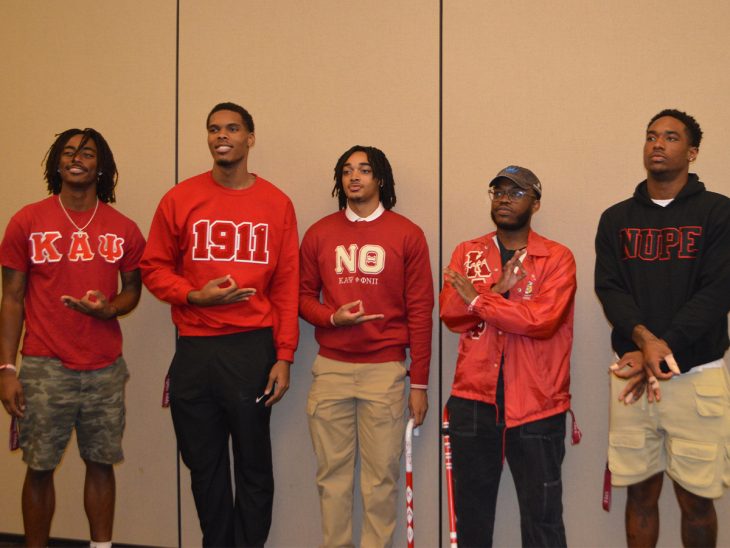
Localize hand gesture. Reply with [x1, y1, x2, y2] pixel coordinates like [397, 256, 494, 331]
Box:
[491, 250, 527, 295]
[632, 325, 679, 380]
[0, 372, 25, 418]
[610, 350, 661, 404]
[332, 300, 384, 326]
[188, 275, 256, 307]
[61, 290, 115, 320]
[443, 268, 479, 304]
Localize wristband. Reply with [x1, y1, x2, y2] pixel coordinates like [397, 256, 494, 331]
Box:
[0, 364, 17, 372]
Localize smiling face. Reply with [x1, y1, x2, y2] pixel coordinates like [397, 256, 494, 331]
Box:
[644, 116, 697, 178]
[207, 109, 255, 168]
[341, 151, 381, 209]
[489, 178, 540, 231]
[57, 134, 98, 190]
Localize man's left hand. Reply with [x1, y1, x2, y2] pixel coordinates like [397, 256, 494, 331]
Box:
[263, 360, 291, 407]
[408, 388, 428, 427]
[61, 290, 115, 320]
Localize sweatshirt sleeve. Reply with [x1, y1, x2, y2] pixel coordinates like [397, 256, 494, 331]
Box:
[469, 246, 576, 339]
[594, 209, 643, 345]
[439, 243, 483, 333]
[403, 228, 434, 388]
[268, 200, 300, 363]
[140, 196, 197, 305]
[298, 225, 336, 328]
[662, 198, 730, 352]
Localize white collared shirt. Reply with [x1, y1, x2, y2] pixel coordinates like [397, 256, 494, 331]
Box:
[345, 203, 385, 222]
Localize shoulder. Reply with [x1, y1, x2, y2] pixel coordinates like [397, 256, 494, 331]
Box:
[381, 210, 426, 236]
[454, 232, 494, 251]
[599, 195, 635, 221]
[303, 211, 345, 237]
[5, 197, 55, 227]
[160, 172, 211, 202]
[532, 232, 575, 262]
[253, 176, 294, 204]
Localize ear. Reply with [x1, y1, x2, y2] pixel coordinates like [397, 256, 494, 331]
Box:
[688, 146, 698, 162]
[531, 198, 541, 214]
[247, 132, 256, 149]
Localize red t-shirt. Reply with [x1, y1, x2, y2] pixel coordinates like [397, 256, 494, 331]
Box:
[140, 172, 299, 363]
[0, 196, 145, 370]
[299, 210, 433, 386]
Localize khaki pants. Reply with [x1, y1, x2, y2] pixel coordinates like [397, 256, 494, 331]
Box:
[307, 355, 407, 548]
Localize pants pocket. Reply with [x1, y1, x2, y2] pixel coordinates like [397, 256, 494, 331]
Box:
[668, 437, 717, 488]
[694, 384, 726, 417]
[608, 431, 647, 476]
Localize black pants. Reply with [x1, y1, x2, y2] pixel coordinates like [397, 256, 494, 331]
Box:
[447, 396, 567, 548]
[169, 329, 276, 547]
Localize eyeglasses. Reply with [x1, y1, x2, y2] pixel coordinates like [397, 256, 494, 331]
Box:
[488, 188, 535, 202]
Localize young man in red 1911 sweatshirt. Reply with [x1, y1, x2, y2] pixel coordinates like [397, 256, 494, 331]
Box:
[299, 145, 433, 547]
[140, 103, 299, 547]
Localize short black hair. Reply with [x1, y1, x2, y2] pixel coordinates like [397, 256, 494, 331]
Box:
[206, 102, 255, 132]
[332, 145, 397, 210]
[44, 128, 118, 203]
[648, 109, 703, 148]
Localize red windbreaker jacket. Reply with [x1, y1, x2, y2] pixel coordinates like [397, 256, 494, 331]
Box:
[441, 230, 576, 428]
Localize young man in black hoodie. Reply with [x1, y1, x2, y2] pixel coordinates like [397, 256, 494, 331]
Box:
[595, 109, 730, 547]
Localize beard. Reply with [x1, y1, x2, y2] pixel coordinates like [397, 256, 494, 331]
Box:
[215, 158, 240, 168]
[491, 207, 532, 231]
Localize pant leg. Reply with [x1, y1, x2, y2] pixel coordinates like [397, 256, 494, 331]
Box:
[169, 337, 234, 548]
[307, 356, 358, 548]
[506, 412, 567, 548]
[356, 361, 407, 548]
[446, 396, 503, 548]
[218, 330, 276, 548]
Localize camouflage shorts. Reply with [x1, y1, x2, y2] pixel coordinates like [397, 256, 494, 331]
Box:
[18, 355, 129, 471]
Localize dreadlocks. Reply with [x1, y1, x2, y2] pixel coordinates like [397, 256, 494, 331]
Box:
[332, 145, 397, 210]
[44, 128, 118, 203]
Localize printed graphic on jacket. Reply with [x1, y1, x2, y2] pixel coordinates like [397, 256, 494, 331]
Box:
[621, 226, 702, 261]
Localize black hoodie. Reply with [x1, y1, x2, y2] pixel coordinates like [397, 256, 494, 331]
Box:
[595, 174, 730, 372]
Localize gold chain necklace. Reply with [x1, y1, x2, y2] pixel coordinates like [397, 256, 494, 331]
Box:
[57, 195, 99, 233]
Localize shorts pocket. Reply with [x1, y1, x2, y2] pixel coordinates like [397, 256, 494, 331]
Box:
[608, 431, 647, 476]
[723, 443, 730, 488]
[668, 437, 717, 488]
[694, 384, 726, 417]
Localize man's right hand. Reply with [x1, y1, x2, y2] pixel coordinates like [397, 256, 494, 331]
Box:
[632, 324, 676, 380]
[187, 275, 256, 307]
[611, 350, 661, 404]
[332, 300, 384, 326]
[0, 372, 25, 418]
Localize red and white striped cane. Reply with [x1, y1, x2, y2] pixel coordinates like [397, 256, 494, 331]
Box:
[405, 417, 416, 548]
[442, 407, 458, 548]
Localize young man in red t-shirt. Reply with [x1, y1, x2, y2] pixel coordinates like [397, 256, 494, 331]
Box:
[300, 145, 433, 547]
[141, 103, 299, 547]
[0, 128, 145, 548]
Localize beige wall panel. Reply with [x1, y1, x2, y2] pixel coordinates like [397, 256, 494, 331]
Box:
[0, 1, 178, 545]
[443, 1, 730, 546]
[177, 1, 439, 545]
